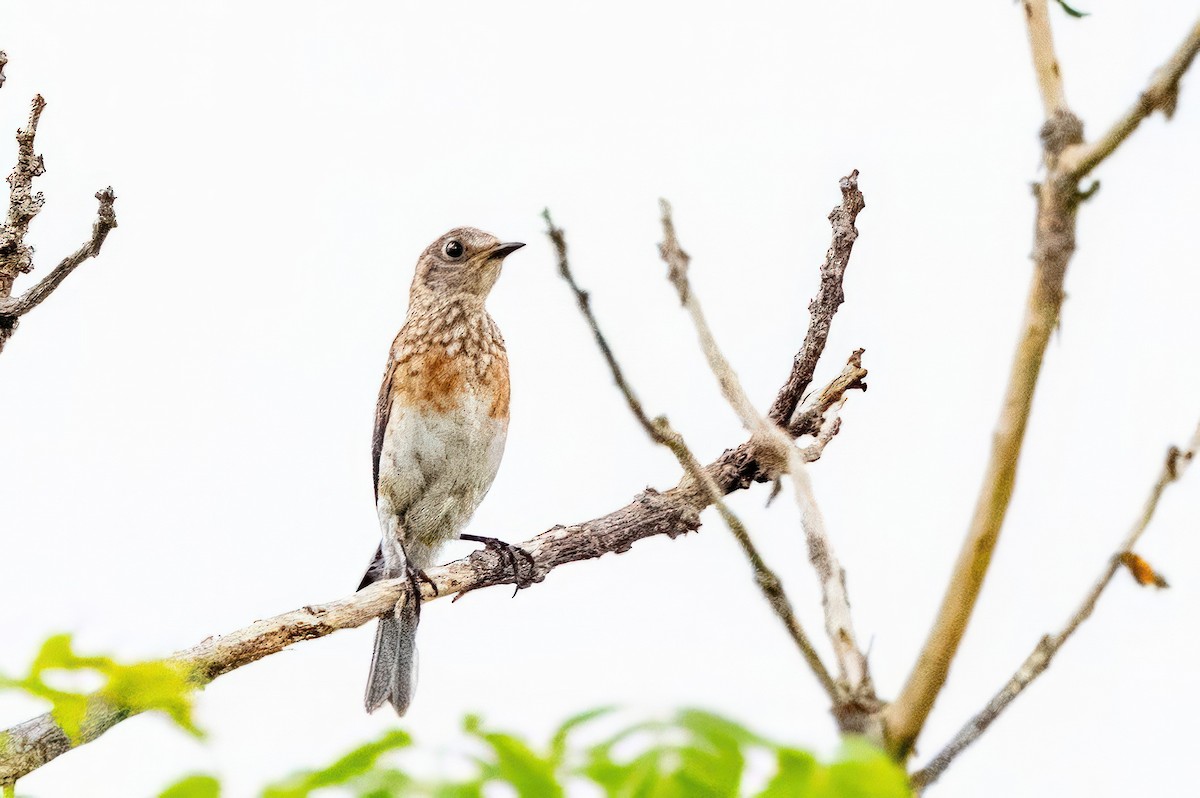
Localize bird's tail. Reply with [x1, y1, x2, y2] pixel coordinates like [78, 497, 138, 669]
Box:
[364, 595, 418, 715]
[360, 543, 419, 715]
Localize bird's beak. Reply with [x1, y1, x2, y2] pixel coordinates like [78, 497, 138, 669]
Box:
[489, 242, 526, 260]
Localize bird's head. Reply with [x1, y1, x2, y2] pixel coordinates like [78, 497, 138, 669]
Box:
[411, 227, 524, 301]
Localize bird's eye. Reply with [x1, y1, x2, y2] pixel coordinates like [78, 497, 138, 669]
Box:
[444, 240, 465, 259]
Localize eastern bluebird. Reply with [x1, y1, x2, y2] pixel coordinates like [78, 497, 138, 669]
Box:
[359, 227, 528, 715]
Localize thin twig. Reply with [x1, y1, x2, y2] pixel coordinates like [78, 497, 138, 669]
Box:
[543, 208, 840, 703]
[0, 188, 118, 318]
[911, 420, 1200, 790]
[797, 397, 848, 462]
[657, 200, 764, 436]
[656, 199, 874, 716]
[0, 51, 8, 90]
[1061, 16, 1200, 179]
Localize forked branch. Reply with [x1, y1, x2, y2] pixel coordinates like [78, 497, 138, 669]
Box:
[1062, 16, 1200, 179]
[884, 5, 1200, 757]
[911, 420, 1200, 790]
[0, 90, 119, 354]
[655, 194, 875, 725]
[545, 207, 868, 707]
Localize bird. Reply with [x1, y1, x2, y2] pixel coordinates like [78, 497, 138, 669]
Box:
[358, 226, 531, 715]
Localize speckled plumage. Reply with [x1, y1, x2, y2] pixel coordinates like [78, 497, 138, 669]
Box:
[360, 227, 523, 715]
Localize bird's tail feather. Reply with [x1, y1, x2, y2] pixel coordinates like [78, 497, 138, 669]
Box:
[364, 596, 419, 715]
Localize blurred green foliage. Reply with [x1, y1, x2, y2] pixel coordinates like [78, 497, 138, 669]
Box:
[0, 634, 200, 742]
[158, 708, 911, 797]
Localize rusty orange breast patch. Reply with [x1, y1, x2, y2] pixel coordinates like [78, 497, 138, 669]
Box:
[393, 346, 510, 419]
[394, 348, 468, 413]
[484, 352, 510, 419]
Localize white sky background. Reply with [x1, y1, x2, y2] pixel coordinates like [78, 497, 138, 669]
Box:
[2, 1, 1199, 795]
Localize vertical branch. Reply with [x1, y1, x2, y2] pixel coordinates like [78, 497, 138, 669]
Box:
[766, 172, 865, 428]
[0, 95, 47, 299]
[1023, 0, 1069, 117]
[886, 6, 1200, 760]
[884, 6, 1085, 757]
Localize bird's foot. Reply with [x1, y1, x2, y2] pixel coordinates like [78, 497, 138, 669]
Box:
[405, 563, 437, 618]
[459, 534, 536, 597]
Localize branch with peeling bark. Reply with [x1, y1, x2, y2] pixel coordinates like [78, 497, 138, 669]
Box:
[0, 91, 119, 354]
[911, 420, 1200, 791]
[883, 4, 1200, 759]
[766, 171, 865, 429]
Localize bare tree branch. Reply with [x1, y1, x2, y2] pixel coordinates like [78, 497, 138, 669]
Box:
[543, 207, 858, 706]
[1022, 0, 1070, 118]
[0, 91, 119, 354]
[911, 420, 1200, 790]
[0, 95, 47, 297]
[766, 170, 865, 428]
[1062, 16, 1200, 179]
[0, 188, 118, 319]
[884, 4, 1200, 758]
[0, 289, 868, 789]
[657, 200, 766, 437]
[0, 51, 7, 90]
[656, 197, 876, 729]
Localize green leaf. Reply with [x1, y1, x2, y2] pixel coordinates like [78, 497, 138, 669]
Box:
[757, 748, 818, 797]
[549, 705, 616, 765]
[158, 774, 221, 798]
[427, 782, 487, 798]
[0, 635, 202, 743]
[674, 708, 764, 748]
[580, 742, 627, 794]
[472, 728, 563, 798]
[577, 710, 753, 797]
[103, 660, 202, 737]
[49, 693, 89, 742]
[263, 730, 413, 797]
[675, 744, 741, 796]
[1053, 0, 1089, 18]
[823, 738, 912, 798]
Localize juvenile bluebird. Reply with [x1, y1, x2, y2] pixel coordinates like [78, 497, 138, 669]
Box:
[359, 227, 529, 715]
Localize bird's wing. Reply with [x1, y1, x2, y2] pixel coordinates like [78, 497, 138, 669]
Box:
[372, 353, 400, 501]
[363, 352, 398, 591]
[358, 543, 386, 590]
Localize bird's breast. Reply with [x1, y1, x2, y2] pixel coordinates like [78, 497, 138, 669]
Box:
[392, 346, 509, 419]
[376, 345, 510, 554]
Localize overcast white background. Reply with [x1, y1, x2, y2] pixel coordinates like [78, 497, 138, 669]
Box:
[2, 1, 1199, 796]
